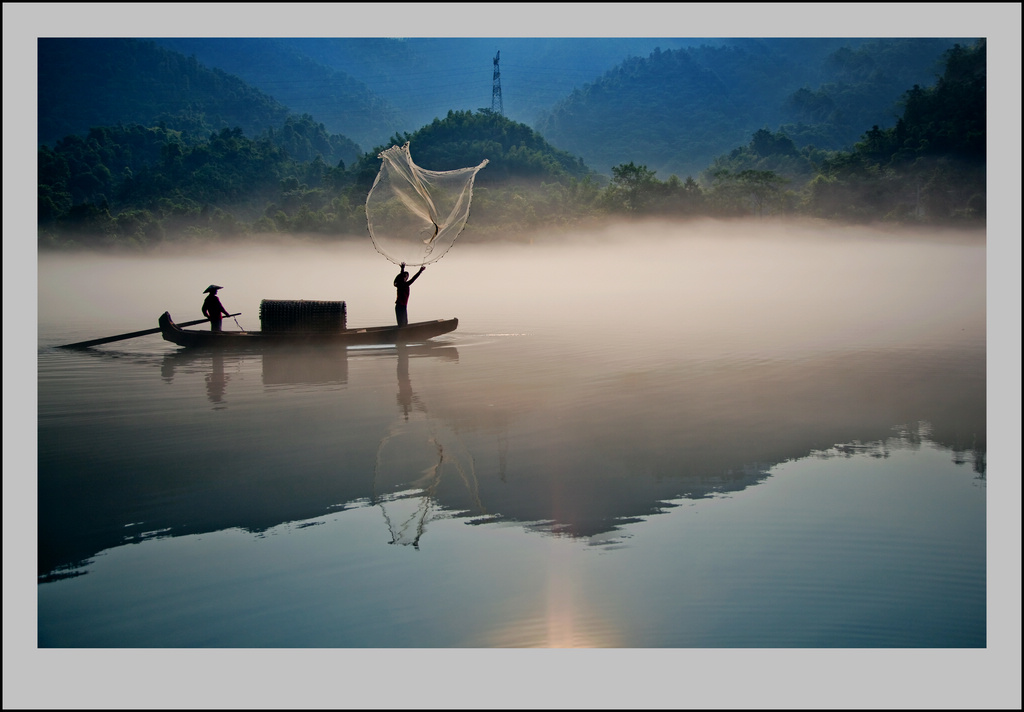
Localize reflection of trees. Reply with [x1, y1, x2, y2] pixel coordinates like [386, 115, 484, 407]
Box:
[823, 421, 986, 479]
[41, 337, 985, 579]
[41, 342, 475, 579]
[409, 344, 986, 541]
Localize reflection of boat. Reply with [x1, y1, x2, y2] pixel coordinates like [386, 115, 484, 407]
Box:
[159, 311, 458, 349]
[263, 344, 458, 386]
[160, 342, 459, 393]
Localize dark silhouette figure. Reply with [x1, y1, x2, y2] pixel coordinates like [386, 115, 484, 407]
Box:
[394, 263, 425, 327]
[202, 285, 230, 331]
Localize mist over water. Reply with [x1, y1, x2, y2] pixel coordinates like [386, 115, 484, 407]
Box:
[39, 218, 985, 355]
[36, 218, 987, 651]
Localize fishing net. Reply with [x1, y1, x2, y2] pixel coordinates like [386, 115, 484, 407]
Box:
[365, 142, 489, 266]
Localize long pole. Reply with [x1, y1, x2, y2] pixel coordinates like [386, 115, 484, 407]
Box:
[58, 313, 242, 349]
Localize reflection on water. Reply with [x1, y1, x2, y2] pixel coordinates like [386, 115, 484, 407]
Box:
[36, 224, 987, 648]
[205, 352, 228, 406]
[158, 342, 460, 404]
[374, 343, 484, 548]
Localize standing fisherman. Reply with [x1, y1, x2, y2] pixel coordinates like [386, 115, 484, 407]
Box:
[394, 262, 425, 327]
[202, 285, 230, 331]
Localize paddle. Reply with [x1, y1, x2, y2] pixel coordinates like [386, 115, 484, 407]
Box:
[59, 313, 242, 349]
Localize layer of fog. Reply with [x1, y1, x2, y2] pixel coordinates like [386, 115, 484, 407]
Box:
[39, 219, 986, 359]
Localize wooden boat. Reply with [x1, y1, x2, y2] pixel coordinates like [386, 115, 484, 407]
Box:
[159, 311, 458, 349]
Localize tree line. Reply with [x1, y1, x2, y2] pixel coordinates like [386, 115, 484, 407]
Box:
[38, 41, 985, 249]
[535, 37, 969, 178]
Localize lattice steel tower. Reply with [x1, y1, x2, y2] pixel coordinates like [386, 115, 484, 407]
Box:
[491, 50, 504, 116]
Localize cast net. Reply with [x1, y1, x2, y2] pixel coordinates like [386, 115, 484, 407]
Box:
[365, 142, 489, 266]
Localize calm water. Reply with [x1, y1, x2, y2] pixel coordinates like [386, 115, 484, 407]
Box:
[35, 221, 987, 653]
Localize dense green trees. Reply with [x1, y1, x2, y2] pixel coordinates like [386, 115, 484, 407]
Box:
[803, 41, 986, 221]
[38, 38, 293, 147]
[38, 122, 366, 248]
[535, 38, 967, 179]
[360, 109, 592, 183]
[37, 40, 985, 249]
[36, 109, 603, 247]
[153, 38, 406, 153]
[266, 115, 360, 168]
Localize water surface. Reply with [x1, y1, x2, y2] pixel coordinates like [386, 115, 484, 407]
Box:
[35, 221, 987, 652]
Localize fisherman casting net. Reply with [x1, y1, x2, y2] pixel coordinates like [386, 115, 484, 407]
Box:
[366, 142, 489, 266]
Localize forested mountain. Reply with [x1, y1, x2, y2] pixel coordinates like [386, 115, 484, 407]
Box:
[273, 38, 713, 130]
[36, 37, 986, 249]
[42, 37, 969, 182]
[37, 108, 601, 248]
[151, 38, 406, 153]
[38, 39, 293, 147]
[39, 38, 362, 169]
[365, 109, 593, 184]
[150, 37, 718, 151]
[535, 38, 970, 177]
[133, 37, 969, 182]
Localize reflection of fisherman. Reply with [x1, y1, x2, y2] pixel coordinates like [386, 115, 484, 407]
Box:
[396, 345, 413, 420]
[205, 351, 229, 406]
[394, 262, 425, 327]
[202, 285, 230, 331]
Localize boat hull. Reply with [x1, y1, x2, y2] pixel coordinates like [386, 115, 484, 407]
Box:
[159, 312, 457, 349]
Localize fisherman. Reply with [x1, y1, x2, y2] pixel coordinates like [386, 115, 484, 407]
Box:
[202, 285, 230, 331]
[394, 262, 425, 327]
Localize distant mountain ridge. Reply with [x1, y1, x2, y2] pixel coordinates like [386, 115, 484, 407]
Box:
[36, 38, 985, 248]
[273, 37, 716, 127]
[39, 37, 975, 185]
[151, 38, 406, 153]
[38, 38, 293, 147]
[535, 38, 970, 177]
[149, 37, 719, 151]
[138, 38, 971, 180]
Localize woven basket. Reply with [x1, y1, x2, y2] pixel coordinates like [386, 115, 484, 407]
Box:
[259, 300, 347, 333]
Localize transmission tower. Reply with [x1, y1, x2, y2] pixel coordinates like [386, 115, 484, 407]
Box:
[491, 50, 504, 116]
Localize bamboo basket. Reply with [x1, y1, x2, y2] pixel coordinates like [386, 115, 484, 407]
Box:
[259, 300, 347, 333]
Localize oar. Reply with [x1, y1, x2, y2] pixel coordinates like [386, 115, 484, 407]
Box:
[58, 313, 242, 349]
